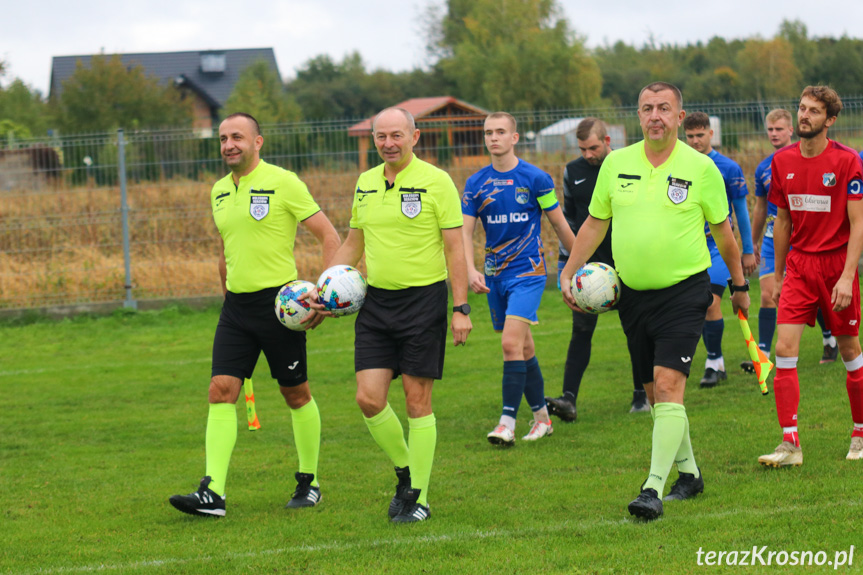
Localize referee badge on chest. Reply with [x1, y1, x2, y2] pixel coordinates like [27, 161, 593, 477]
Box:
[250, 195, 270, 221]
[401, 193, 422, 218]
[667, 177, 691, 205]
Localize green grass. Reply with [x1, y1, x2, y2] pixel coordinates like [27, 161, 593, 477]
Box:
[1, 289, 861, 574]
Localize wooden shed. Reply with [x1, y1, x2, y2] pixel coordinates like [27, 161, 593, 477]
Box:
[348, 97, 489, 171]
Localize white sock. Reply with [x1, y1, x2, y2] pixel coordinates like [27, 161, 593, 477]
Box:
[824, 335, 837, 347]
[706, 357, 725, 371]
[499, 415, 516, 431]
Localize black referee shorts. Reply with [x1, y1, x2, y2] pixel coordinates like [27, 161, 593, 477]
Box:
[212, 286, 308, 387]
[617, 271, 712, 383]
[354, 281, 448, 380]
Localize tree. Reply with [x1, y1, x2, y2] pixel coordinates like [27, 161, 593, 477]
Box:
[56, 54, 192, 133]
[778, 19, 819, 84]
[288, 53, 373, 120]
[224, 59, 301, 125]
[431, 0, 602, 110]
[813, 36, 863, 96]
[737, 37, 802, 100]
[0, 79, 50, 139]
[287, 53, 453, 120]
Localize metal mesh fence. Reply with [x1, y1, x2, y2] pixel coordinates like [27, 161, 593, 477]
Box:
[2, 98, 862, 310]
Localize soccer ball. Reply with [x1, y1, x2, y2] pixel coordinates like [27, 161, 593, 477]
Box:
[571, 262, 620, 314]
[316, 265, 367, 317]
[275, 280, 317, 331]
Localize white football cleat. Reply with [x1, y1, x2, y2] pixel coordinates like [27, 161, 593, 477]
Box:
[487, 424, 516, 446]
[522, 420, 553, 441]
[846, 436, 863, 460]
[758, 441, 802, 467]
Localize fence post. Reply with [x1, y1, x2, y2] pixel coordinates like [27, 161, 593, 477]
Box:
[117, 129, 137, 310]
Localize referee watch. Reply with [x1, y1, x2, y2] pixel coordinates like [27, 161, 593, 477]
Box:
[453, 303, 471, 316]
[727, 278, 750, 295]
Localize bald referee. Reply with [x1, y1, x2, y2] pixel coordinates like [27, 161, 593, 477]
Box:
[317, 107, 471, 523]
[561, 82, 750, 520]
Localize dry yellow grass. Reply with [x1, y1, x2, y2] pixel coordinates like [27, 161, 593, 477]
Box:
[4, 148, 766, 309]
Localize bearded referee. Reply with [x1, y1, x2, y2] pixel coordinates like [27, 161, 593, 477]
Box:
[561, 82, 750, 520]
[169, 113, 340, 517]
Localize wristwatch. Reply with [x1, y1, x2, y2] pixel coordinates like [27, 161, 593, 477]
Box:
[727, 278, 750, 294]
[453, 303, 471, 316]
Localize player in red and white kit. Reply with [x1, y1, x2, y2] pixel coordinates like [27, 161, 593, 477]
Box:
[759, 86, 863, 467]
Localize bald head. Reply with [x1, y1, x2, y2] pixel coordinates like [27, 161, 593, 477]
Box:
[373, 107, 420, 173]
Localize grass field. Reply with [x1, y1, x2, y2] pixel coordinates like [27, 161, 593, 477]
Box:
[2, 286, 861, 574]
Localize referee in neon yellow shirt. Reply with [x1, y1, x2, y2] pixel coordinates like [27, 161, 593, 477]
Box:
[169, 113, 340, 517]
[561, 83, 750, 520]
[317, 107, 472, 523]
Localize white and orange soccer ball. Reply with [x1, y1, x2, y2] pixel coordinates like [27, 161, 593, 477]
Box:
[571, 262, 621, 314]
[316, 265, 367, 317]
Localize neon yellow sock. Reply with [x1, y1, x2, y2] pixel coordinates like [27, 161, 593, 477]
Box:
[290, 397, 321, 487]
[205, 403, 237, 496]
[408, 414, 437, 507]
[673, 412, 699, 476]
[364, 403, 409, 468]
[643, 403, 687, 495]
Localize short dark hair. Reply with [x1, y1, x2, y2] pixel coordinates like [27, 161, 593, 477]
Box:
[683, 111, 711, 131]
[575, 117, 607, 141]
[223, 112, 261, 136]
[800, 85, 843, 118]
[638, 82, 683, 109]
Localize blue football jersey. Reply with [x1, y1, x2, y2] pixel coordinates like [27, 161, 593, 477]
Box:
[462, 159, 558, 279]
[704, 149, 748, 235]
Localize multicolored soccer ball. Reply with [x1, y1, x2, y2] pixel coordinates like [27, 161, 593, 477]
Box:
[571, 262, 620, 314]
[316, 265, 367, 317]
[275, 280, 317, 330]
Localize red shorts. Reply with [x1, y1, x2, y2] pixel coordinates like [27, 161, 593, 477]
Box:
[778, 249, 860, 336]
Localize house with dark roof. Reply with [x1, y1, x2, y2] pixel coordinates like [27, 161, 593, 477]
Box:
[50, 48, 280, 132]
[348, 97, 489, 171]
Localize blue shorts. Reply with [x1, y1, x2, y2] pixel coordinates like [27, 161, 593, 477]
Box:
[759, 236, 775, 277]
[486, 275, 547, 331]
[706, 236, 730, 290]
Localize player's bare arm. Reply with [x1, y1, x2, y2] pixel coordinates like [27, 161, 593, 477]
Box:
[751, 195, 768, 265]
[730, 196, 757, 276]
[218, 238, 227, 296]
[308, 228, 365, 316]
[461, 214, 490, 294]
[442, 226, 472, 346]
[834, 199, 863, 311]
[296, 211, 342, 329]
[772, 207, 792, 306]
[560, 215, 609, 310]
[302, 211, 342, 268]
[709, 218, 750, 317]
[545, 206, 577, 262]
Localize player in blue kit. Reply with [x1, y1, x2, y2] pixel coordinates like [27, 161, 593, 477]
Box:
[683, 112, 757, 388]
[462, 112, 576, 445]
[742, 109, 838, 374]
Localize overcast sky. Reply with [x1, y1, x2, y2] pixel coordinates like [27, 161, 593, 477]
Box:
[4, 0, 861, 96]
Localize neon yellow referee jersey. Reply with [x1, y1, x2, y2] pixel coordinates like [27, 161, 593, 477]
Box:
[350, 155, 463, 290]
[212, 160, 321, 293]
[589, 140, 728, 291]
